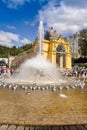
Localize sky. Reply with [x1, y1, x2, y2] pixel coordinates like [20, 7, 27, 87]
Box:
[0, 0, 87, 47]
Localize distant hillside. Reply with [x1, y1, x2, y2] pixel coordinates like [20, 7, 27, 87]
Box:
[0, 43, 32, 58]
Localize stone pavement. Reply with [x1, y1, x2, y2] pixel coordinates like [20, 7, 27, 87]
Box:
[0, 124, 87, 130]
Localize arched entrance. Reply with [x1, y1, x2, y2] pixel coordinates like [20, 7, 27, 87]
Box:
[56, 45, 65, 68]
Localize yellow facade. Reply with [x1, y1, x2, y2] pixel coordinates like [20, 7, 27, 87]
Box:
[33, 29, 72, 69]
[42, 37, 72, 69]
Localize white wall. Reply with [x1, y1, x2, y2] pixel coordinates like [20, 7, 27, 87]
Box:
[0, 58, 8, 64]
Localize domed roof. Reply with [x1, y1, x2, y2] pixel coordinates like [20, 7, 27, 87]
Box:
[44, 27, 59, 40]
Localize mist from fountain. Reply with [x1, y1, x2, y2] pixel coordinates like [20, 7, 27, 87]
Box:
[4, 21, 66, 85]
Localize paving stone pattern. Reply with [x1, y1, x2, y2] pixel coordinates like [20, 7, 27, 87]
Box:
[0, 124, 87, 130]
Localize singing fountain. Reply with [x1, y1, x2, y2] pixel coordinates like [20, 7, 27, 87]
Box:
[0, 21, 86, 126]
[3, 21, 85, 88]
[3, 21, 67, 85]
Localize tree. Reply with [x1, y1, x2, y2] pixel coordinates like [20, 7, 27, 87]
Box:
[10, 46, 17, 56]
[78, 29, 87, 58]
[0, 43, 33, 58]
[17, 47, 24, 54]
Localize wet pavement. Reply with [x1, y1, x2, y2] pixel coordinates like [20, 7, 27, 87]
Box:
[0, 80, 87, 125]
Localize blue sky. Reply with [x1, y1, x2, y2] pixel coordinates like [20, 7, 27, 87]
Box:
[0, 0, 87, 47]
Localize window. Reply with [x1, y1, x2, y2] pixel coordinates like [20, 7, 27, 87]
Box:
[56, 45, 65, 52]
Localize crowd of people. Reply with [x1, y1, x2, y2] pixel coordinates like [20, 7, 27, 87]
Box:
[0, 63, 87, 79]
[0, 66, 10, 75]
[62, 66, 87, 78]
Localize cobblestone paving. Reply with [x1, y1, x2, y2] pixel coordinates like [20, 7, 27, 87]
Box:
[0, 124, 87, 130]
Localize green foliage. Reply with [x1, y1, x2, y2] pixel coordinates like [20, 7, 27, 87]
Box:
[0, 45, 10, 57]
[74, 57, 87, 63]
[78, 29, 87, 57]
[10, 46, 18, 56]
[84, 64, 87, 68]
[0, 43, 32, 58]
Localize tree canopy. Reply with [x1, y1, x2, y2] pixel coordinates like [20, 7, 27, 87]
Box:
[78, 29, 87, 58]
[0, 43, 32, 58]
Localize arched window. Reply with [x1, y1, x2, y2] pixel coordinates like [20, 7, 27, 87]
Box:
[56, 45, 65, 52]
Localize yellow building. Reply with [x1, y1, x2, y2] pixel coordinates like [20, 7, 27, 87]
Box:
[33, 28, 72, 69]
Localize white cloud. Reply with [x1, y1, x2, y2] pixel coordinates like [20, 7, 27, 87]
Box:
[2, 0, 30, 9]
[2, 0, 49, 9]
[25, 21, 30, 25]
[63, 0, 87, 8]
[25, 20, 35, 27]
[0, 30, 19, 47]
[7, 25, 16, 30]
[38, 0, 87, 36]
[20, 38, 31, 44]
[0, 30, 31, 47]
